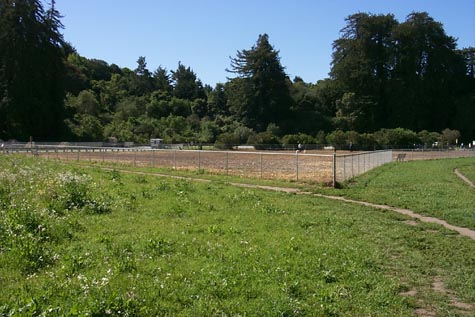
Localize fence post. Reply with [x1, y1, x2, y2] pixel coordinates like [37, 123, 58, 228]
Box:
[363, 153, 369, 173]
[260, 152, 263, 178]
[226, 151, 229, 175]
[296, 152, 299, 181]
[363, 153, 366, 173]
[174, 150, 177, 169]
[198, 150, 201, 170]
[355, 154, 358, 175]
[332, 153, 337, 188]
[343, 155, 346, 181]
[351, 154, 354, 178]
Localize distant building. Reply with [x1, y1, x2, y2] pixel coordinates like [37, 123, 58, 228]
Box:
[150, 138, 163, 149]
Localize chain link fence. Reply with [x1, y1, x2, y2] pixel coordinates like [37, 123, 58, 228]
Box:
[1, 145, 335, 183]
[335, 150, 393, 182]
[393, 149, 475, 161]
[2, 143, 475, 186]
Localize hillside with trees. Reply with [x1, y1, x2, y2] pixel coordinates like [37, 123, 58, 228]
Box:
[1, 1, 474, 148]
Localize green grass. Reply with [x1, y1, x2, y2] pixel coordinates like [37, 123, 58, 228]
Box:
[459, 163, 475, 184]
[1, 155, 474, 316]
[321, 158, 475, 230]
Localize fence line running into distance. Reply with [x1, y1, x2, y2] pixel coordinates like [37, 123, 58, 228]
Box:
[1, 145, 396, 186]
[1, 144, 475, 186]
[2, 145, 475, 186]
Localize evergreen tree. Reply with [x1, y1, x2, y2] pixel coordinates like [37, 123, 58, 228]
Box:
[451, 47, 475, 140]
[390, 12, 466, 131]
[132, 56, 154, 96]
[171, 62, 205, 101]
[459, 47, 475, 79]
[330, 13, 397, 131]
[227, 34, 293, 132]
[153, 66, 172, 93]
[330, 12, 468, 133]
[0, 0, 66, 140]
[289, 79, 331, 134]
[207, 83, 228, 118]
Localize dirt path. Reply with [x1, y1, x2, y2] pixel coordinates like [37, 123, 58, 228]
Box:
[227, 183, 475, 239]
[311, 193, 475, 240]
[78, 164, 475, 240]
[454, 168, 475, 188]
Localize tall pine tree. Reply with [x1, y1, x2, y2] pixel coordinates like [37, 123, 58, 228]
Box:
[0, 0, 66, 140]
[227, 34, 292, 132]
[330, 13, 397, 131]
[390, 12, 465, 131]
[330, 12, 467, 133]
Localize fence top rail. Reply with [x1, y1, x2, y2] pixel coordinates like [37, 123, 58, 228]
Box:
[143, 148, 335, 158]
[2, 144, 337, 158]
[394, 149, 475, 152]
[5, 144, 421, 159]
[335, 150, 393, 158]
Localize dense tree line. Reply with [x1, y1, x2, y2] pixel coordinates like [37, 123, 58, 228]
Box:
[1, 2, 474, 146]
[330, 12, 474, 135]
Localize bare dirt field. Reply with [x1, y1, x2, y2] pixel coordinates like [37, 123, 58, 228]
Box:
[33, 148, 474, 184]
[41, 149, 335, 183]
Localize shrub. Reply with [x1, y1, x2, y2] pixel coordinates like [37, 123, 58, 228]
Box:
[315, 130, 326, 145]
[418, 130, 440, 148]
[247, 131, 281, 150]
[326, 130, 347, 147]
[281, 133, 315, 149]
[359, 133, 376, 150]
[281, 134, 299, 148]
[215, 132, 240, 150]
[234, 126, 255, 144]
[373, 128, 418, 148]
[265, 123, 282, 137]
[439, 128, 461, 146]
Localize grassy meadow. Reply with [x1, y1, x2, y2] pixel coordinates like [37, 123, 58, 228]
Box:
[321, 157, 475, 231]
[1, 155, 474, 316]
[459, 163, 475, 184]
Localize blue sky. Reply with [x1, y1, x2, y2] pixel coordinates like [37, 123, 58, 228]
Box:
[54, 0, 475, 86]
